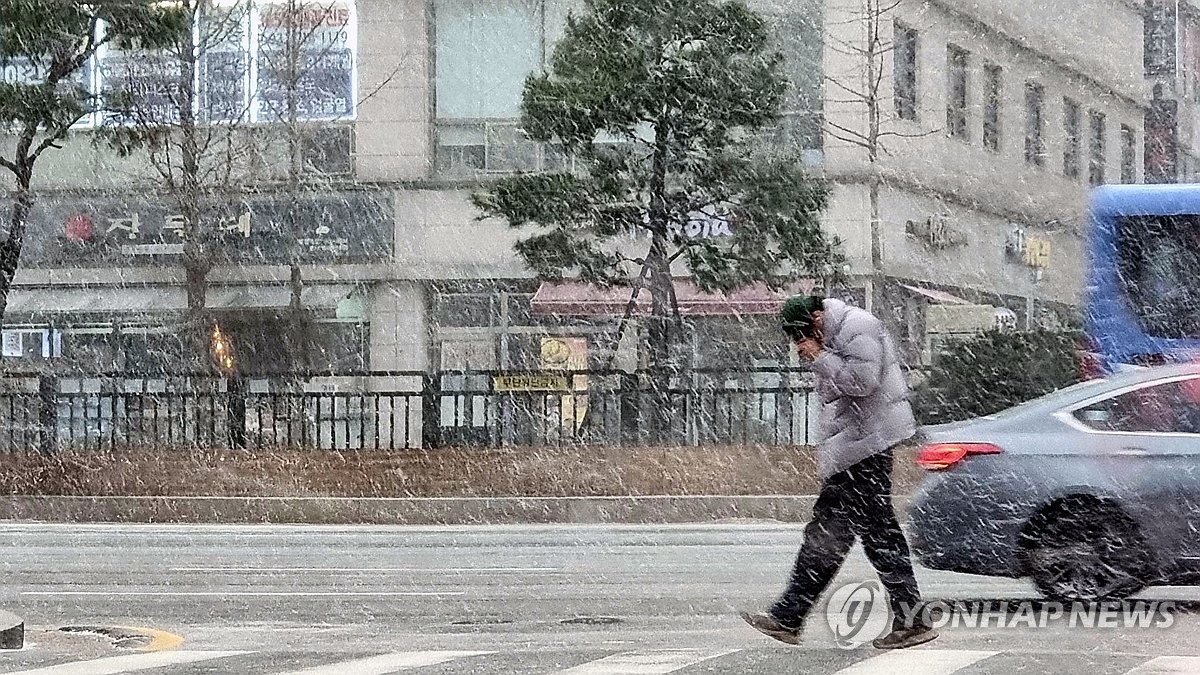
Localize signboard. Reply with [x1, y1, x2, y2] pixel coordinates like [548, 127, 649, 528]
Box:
[13, 191, 392, 267]
[1023, 237, 1051, 269]
[492, 374, 571, 392]
[1145, 0, 1178, 78]
[256, 1, 355, 122]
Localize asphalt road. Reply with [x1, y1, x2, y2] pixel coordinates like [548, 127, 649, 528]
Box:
[2, 522, 1200, 674]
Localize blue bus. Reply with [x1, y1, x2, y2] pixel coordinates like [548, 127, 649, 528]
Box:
[1085, 183, 1200, 374]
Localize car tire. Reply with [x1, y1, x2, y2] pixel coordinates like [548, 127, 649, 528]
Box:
[1024, 504, 1150, 601]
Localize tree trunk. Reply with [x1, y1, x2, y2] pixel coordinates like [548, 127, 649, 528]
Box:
[866, 0, 884, 313]
[283, 0, 309, 446]
[644, 236, 675, 443]
[0, 183, 34, 320]
[179, 1, 211, 374]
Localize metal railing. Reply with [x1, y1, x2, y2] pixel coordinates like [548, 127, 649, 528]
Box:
[0, 369, 819, 452]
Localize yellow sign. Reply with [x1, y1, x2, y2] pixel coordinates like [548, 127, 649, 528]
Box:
[493, 374, 570, 392]
[1024, 238, 1051, 268]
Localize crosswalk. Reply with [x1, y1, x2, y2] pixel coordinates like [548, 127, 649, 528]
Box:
[4, 648, 1200, 674]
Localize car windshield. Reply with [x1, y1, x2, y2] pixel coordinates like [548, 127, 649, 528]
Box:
[982, 377, 1112, 420]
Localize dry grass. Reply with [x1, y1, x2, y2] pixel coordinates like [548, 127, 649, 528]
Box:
[0, 444, 927, 498]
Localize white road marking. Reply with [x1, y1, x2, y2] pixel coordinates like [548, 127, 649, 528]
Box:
[2, 650, 249, 675]
[272, 651, 494, 675]
[19, 591, 461, 597]
[554, 649, 738, 674]
[1124, 656, 1200, 674]
[169, 566, 559, 573]
[833, 649, 998, 675]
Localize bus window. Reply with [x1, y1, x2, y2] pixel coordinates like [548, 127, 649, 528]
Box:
[1116, 214, 1200, 339]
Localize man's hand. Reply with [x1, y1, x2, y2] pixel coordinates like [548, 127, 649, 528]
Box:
[796, 337, 822, 361]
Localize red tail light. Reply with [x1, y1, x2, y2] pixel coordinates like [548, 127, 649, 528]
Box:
[916, 443, 1003, 471]
[1079, 336, 1104, 380]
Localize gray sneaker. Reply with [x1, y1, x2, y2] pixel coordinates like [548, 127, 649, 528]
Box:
[740, 611, 803, 645]
[871, 624, 939, 650]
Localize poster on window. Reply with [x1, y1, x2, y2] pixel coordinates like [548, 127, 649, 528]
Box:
[1, 55, 94, 126]
[98, 39, 184, 125]
[1, 332, 21, 358]
[255, 1, 354, 122]
[199, 3, 252, 122]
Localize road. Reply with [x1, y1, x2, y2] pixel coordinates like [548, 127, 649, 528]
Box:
[2, 522, 1200, 673]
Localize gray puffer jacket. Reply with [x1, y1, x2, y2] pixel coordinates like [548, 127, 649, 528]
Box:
[811, 299, 916, 480]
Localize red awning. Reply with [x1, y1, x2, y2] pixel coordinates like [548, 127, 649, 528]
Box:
[531, 279, 817, 317]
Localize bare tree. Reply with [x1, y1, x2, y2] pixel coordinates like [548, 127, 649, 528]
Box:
[822, 0, 936, 308]
[100, 0, 258, 371]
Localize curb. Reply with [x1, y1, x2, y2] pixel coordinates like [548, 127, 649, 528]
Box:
[0, 495, 915, 525]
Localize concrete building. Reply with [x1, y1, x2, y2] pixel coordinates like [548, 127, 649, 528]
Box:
[0, 0, 1151, 379]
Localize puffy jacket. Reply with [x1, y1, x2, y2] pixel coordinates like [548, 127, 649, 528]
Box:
[811, 299, 916, 480]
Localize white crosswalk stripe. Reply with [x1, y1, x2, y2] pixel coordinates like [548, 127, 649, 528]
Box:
[271, 651, 496, 675]
[831, 649, 1000, 675]
[1124, 656, 1200, 675]
[0, 650, 250, 675]
[553, 649, 740, 674]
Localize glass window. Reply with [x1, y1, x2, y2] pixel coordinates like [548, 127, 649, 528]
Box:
[1117, 214, 1200, 338]
[434, 0, 542, 120]
[1089, 110, 1107, 186]
[434, 293, 497, 328]
[982, 64, 1001, 151]
[1075, 379, 1200, 434]
[946, 45, 969, 140]
[1121, 124, 1138, 183]
[121, 332, 184, 374]
[893, 22, 919, 121]
[310, 321, 368, 372]
[1063, 98, 1081, 178]
[1024, 82, 1045, 166]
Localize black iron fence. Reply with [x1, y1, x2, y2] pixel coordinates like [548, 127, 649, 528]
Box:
[0, 369, 819, 452]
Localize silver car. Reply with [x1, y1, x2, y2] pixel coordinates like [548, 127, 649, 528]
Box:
[908, 363, 1200, 600]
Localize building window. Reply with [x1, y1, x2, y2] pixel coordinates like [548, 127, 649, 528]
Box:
[97, 2, 357, 126]
[982, 64, 1002, 151]
[1121, 124, 1138, 183]
[893, 22, 919, 122]
[1024, 82, 1046, 167]
[1090, 110, 1107, 186]
[1063, 97, 1081, 179]
[945, 44, 969, 140]
[434, 0, 546, 174]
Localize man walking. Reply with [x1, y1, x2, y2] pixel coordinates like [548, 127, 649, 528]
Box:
[742, 295, 937, 650]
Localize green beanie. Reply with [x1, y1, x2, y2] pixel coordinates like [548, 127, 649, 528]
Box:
[780, 295, 825, 339]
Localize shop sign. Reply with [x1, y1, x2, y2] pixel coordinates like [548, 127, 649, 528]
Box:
[492, 374, 571, 392]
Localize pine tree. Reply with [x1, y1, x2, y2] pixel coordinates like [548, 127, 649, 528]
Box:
[472, 0, 842, 437]
[0, 1, 187, 320]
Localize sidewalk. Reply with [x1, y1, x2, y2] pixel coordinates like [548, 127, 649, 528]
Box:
[0, 494, 915, 525]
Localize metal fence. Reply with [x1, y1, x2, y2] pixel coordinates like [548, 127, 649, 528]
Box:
[0, 369, 819, 452]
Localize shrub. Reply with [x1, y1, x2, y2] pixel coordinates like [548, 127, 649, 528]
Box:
[912, 328, 1084, 425]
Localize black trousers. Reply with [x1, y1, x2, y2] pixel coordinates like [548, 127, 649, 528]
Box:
[770, 447, 921, 629]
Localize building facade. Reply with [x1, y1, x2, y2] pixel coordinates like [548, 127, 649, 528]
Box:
[0, 0, 1152, 380]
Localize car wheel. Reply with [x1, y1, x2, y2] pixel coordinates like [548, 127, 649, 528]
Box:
[1024, 505, 1150, 601]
